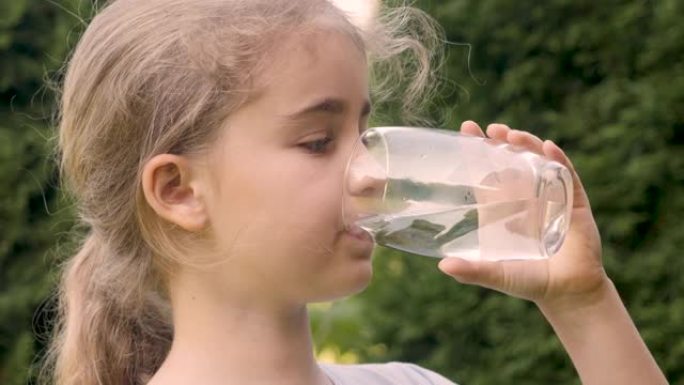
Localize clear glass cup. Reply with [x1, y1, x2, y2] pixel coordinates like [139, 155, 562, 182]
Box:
[342, 126, 573, 261]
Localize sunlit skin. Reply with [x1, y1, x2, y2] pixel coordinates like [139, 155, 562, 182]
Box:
[141, 26, 667, 385]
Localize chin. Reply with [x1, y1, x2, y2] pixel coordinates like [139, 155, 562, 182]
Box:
[349, 261, 373, 292]
[334, 260, 374, 299]
[309, 261, 373, 303]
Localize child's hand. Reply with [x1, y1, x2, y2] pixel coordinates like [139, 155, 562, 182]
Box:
[438, 121, 608, 310]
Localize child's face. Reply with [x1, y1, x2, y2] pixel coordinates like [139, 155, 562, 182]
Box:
[202, 30, 375, 304]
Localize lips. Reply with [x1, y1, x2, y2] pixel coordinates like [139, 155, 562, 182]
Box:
[345, 224, 373, 242]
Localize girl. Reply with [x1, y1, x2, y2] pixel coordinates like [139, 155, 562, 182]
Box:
[47, 0, 668, 384]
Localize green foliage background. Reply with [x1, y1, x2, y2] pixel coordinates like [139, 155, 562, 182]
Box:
[1, 0, 682, 384]
[0, 0, 90, 384]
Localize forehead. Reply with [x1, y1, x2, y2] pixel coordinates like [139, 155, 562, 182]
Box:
[250, 29, 369, 108]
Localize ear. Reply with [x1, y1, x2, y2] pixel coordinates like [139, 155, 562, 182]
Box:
[141, 154, 209, 232]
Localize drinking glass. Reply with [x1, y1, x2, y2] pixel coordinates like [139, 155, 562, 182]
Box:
[342, 126, 573, 261]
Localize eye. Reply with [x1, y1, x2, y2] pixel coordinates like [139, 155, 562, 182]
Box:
[299, 136, 334, 154]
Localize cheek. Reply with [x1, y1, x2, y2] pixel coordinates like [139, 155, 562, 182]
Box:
[270, 176, 344, 241]
[212, 153, 344, 245]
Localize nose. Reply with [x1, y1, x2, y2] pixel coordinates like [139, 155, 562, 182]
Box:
[345, 145, 387, 201]
[341, 129, 389, 228]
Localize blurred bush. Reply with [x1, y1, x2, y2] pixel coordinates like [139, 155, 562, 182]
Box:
[0, 1, 90, 383]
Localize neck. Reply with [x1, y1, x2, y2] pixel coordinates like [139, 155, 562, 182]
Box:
[150, 271, 330, 385]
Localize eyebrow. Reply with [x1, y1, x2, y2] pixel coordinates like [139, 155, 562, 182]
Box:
[283, 97, 372, 120]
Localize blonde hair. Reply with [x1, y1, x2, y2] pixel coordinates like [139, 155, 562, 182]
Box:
[45, 0, 443, 384]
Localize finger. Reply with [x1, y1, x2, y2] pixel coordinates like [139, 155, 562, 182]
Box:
[438, 257, 504, 291]
[439, 257, 552, 301]
[542, 140, 591, 209]
[460, 120, 485, 137]
[485, 123, 511, 141]
[507, 129, 545, 155]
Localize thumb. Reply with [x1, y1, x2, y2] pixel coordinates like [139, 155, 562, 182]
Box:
[438, 257, 504, 290]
